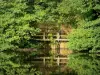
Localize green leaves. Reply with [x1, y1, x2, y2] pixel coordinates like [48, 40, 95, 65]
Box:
[68, 18, 100, 52]
[0, 0, 40, 50]
[0, 1, 41, 74]
[67, 54, 100, 75]
[67, 0, 100, 52]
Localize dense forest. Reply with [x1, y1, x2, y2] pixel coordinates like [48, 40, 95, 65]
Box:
[0, 0, 100, 75]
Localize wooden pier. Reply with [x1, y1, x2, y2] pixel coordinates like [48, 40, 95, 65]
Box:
[33, 32, 69, 42]
[32, 32, 71, 55]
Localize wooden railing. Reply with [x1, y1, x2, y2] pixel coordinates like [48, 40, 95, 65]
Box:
[33, 32, 69, 41]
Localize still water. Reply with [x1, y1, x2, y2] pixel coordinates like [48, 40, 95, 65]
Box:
[34, 53, 100, 75]
[0, 53, 100, 75]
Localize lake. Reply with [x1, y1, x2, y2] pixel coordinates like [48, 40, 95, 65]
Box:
[33, 53, 100, 75]
[0, 53, 100, 75]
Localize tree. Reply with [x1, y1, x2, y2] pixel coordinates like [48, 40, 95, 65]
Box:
[67, 0, 100, 53]
[0, 0, 41, 74]
[68, 19, 100, 53]
[0, 0, 63, 74]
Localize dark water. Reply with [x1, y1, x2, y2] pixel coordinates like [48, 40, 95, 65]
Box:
[1, 53, 100, 75]
[34, 53, 100, 75]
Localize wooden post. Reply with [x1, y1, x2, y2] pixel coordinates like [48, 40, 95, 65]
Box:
[57, 32, 60, 40]
[43, 32, 45, 40]
[43, 57, 45, 65]
[57, 56, 60, 66]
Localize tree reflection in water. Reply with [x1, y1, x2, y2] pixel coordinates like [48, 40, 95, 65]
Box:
[66, 53, 100, 75]
[21, 53, 100, 75]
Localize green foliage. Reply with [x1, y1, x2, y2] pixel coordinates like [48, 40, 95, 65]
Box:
[0, 0, 65, 74]
[0, 0, 41, 74]
[57, 0, 85, 26]
[67, 54, 100, 75]
[0, 0, 40, 49]
[67, 0, 100, 52]
[0, 66, 42, 75]
[68, 18, 100, 52]
[1, 0, 100, 74]
[0, 50, 42, 75]
[57, 0, 100, 25]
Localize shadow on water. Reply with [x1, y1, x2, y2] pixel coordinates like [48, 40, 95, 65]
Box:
[33, 53, 100, 75]
[32, 57, 77, 75]
[33, 63, 77, 75]
[1, 53, 100, 75]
